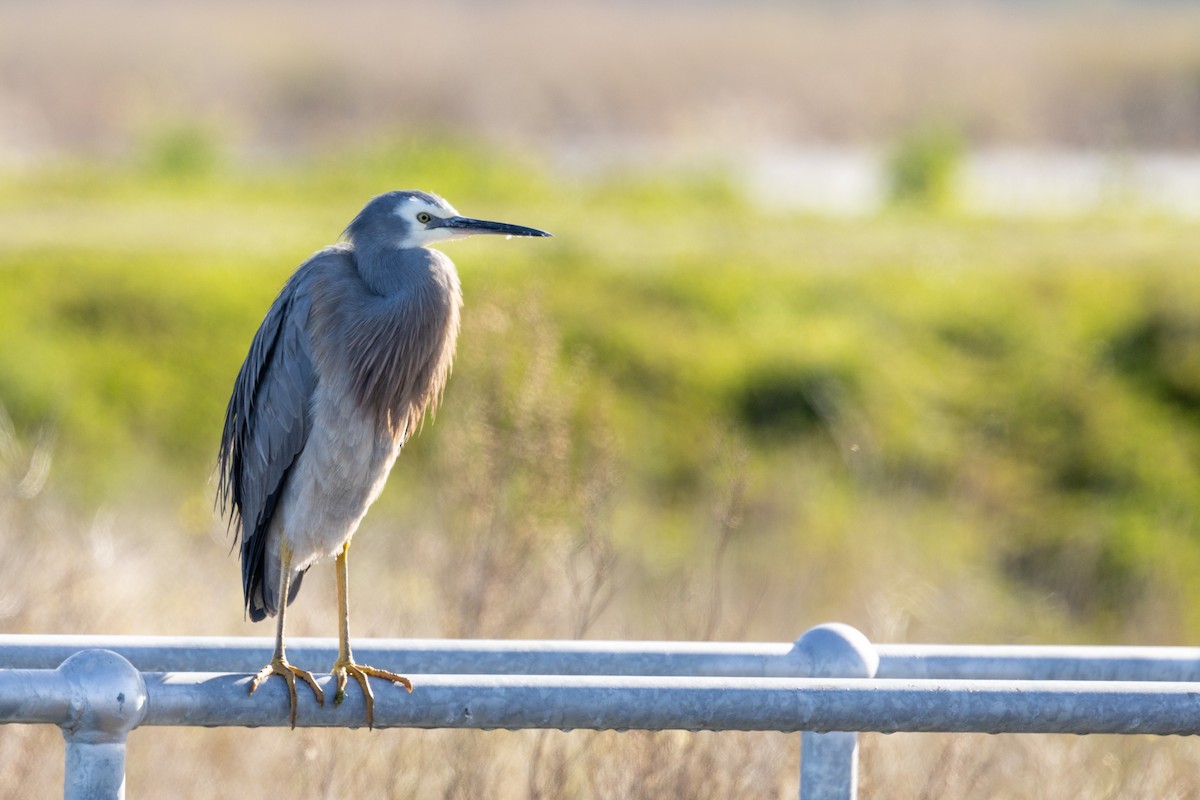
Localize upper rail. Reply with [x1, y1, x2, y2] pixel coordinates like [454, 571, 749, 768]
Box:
[3, 633, 1199, 682]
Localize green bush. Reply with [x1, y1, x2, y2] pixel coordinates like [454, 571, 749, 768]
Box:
[886, 123, 965, 211]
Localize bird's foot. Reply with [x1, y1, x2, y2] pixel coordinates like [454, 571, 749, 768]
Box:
[248, 656, 325, 729]
[330, 657, 413, 729]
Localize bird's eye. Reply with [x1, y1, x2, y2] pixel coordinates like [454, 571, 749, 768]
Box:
[416, 212, 432, 224]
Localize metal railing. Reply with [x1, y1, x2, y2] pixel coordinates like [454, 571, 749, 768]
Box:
[3, 623, 1200, 799]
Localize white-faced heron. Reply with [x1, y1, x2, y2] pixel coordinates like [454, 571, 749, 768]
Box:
[217, 190, 551, 726]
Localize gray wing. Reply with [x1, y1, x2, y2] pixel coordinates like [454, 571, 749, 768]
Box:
[217, 251, 335, 620]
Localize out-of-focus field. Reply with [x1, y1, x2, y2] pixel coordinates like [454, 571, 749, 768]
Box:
[3, 0, 1200, 797]
[3, 1, 1200, 156]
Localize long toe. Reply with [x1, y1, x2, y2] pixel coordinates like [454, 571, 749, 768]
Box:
[331, 660, 413, 729]
[248, 657, 325, 728]
[356, 664, 414, 693]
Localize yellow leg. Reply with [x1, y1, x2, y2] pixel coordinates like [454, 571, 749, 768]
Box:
[248, 542, 324, 728]
[330, 539, 412, 729]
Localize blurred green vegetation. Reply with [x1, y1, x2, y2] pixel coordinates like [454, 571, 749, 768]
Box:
[886, 122, 965, 211]
[1, 137, 1199, 643]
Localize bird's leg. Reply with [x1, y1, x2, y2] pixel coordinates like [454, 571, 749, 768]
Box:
[330, 539, 412, 728]
[248, 542, 324, 728]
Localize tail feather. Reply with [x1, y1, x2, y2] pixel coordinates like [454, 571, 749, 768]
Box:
[246, 567, 307, 623]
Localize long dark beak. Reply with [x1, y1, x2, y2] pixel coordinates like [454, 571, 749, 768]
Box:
[431, 216, 552, 237]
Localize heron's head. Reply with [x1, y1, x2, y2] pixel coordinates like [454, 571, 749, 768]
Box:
[344, 190, 551, 251]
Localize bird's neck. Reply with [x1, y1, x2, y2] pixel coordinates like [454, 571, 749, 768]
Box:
[354, 245, 448, 297]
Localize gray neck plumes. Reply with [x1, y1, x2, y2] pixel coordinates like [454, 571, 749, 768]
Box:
[354, 243, 441, 297]
[309, 241, 463, 441]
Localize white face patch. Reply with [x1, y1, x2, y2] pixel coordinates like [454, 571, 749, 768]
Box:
[392, 195, 464, 247]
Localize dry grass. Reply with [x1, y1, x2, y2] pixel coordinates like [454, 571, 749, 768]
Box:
[862, 733, 1200, 799]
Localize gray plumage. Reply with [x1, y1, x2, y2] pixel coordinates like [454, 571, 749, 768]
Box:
[217, 190, 549, 624]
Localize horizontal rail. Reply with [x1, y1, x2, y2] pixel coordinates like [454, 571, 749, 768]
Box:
[0, 635, 796, 676]
[7, 666, 1200, 735]
[3, 634, 1199, 682]
[876, 644, 1200, 682]
[148, 673, 1200, 735]
[0, 668, 72, 724]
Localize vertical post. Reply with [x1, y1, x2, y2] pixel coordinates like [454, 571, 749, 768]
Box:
[784, 624, 879, 800]
[58, 650, 147, 800]
[799, 732, 860, 799]
[64, 741, 130, 800]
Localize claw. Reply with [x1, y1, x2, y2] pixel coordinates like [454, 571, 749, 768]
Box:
[330, 659, 412, 728]
[249, 656, 325, 728]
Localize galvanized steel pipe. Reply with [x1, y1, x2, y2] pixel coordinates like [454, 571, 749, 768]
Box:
[6, 633, 1199, 683]
[135, 671, 1200, 735]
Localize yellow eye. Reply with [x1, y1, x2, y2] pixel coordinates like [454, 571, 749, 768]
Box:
[416, 212, 432, 224]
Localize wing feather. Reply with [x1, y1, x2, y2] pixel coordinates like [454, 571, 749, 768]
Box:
[217, 248, 348, 619]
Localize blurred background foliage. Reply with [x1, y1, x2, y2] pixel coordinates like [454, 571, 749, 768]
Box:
[2, 0, 1200, 796]
[4, 135, 1199, 641]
